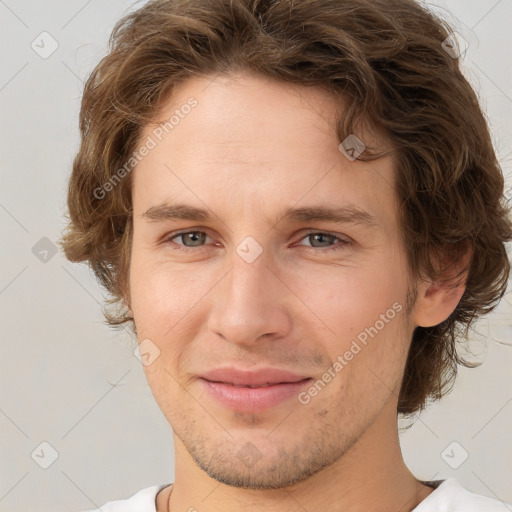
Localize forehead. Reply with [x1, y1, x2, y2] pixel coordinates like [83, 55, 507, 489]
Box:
[149, 72, 342, 158]
[132, 72, 396, 221]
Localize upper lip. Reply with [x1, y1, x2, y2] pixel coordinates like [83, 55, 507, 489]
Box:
[200, 367, 311, 387]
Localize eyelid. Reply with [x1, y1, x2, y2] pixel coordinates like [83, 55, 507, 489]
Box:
[163, 229, 215, 246]
[294, 229, 353, 252]
[298, 229, 352, 243]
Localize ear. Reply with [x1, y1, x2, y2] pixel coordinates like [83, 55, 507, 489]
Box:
[411, 244, 472, 328]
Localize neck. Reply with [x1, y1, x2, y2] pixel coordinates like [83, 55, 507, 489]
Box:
[162, 406, 433, 512]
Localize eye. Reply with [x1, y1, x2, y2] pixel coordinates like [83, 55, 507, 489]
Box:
[166, 231, 213, 249]
[296, 231, 352, 252]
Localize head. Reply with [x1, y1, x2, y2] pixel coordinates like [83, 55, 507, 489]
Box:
[61, 0, 511, 490]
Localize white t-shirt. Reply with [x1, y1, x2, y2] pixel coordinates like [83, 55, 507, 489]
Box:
[81, 478, 511, 512]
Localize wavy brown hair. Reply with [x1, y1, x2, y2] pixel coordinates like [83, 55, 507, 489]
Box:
[60, 0, 512, 415]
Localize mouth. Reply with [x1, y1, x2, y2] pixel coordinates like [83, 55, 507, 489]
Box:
[200, 378, 313, 412]
[200, 367, 311, 387]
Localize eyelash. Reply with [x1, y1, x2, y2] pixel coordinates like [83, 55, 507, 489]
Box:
[162, 230, 352, 254]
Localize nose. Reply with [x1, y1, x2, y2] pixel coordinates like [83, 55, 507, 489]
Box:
[207, 249, 293, 346]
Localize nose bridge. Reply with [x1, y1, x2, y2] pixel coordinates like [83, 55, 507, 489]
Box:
[229, 251, 271, 309]
[208, 245, 292, 345]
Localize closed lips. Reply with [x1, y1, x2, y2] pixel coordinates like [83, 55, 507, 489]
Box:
[199, 367, 312, 387]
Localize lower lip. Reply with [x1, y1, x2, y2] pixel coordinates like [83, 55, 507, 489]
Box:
[200, 378, 312, 412]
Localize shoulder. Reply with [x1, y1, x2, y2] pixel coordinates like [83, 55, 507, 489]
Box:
[414, 478, 511, 512]
[78, 484, 169, 512]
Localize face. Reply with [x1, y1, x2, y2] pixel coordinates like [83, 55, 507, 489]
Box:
[128, 72, 417, 489]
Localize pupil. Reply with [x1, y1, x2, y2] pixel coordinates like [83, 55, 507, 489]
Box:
[312, 234, 332, 247]
[186, 232, 204, 246]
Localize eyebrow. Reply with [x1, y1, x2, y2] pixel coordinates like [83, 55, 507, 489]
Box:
[142, 202, 377, 228]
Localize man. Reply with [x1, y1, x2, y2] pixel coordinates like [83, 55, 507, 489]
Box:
[61, 0, 512, 510]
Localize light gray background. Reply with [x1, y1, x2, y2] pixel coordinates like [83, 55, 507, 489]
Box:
[1, 1, 511, 511]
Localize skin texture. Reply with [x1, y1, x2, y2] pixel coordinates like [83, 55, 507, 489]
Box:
[127, 72, 466, 512]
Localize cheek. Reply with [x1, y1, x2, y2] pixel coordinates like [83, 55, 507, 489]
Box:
[129, 251, 207, 326]
[294, 260, 411, 397]
[293, 261, 408, 343]
[300, 273, 409, 417]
